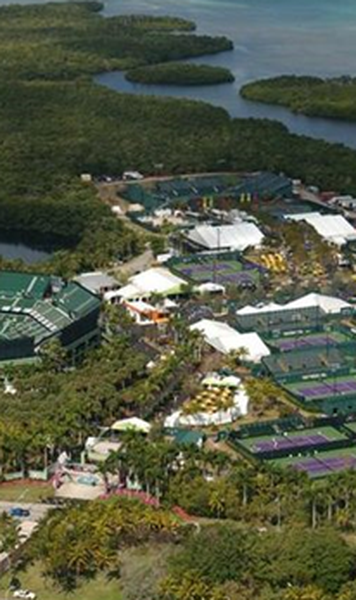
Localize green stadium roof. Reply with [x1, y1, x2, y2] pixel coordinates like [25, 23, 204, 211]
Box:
[0, 272, 101, 351]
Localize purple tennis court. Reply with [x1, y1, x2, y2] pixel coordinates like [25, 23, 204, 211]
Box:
[292, 378, 356, 399]
[254, 433, 329, 453]
[277, 335, 339, 352]
[171, 257, 262, 286]
[293, 455, 356, 476]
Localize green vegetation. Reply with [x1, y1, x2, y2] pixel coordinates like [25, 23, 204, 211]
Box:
[0, 310, 202, 475]
[0, 2, 231, 268]
[1, 568, 122, 600]
[160, 525, 355, 600]
[17, 507, 356, 600]
[26, 497, 181, 590]
[126, 63, 234, 85]
[0, 4, 230, 81]
[240, 75, 356, 120]
[0, 482, 54, 503]
[3, 2, 356, 271]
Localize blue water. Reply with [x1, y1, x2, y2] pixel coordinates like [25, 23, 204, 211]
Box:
[0, 241, 50, 264]
[96, 0, 356, 148]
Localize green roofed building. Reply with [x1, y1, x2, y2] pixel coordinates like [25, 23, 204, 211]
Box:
[0, 271, 101, 365]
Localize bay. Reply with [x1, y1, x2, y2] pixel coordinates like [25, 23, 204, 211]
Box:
[2, 0, 356, 147]
[97, 0, 356, 149]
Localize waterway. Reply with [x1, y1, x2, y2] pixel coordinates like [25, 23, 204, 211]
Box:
[97, 0, 356, 149]
[1, 1, 356, 145]
[0, 240, 51, 264]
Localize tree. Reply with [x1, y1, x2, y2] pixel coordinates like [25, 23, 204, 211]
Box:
[254, 527, 353, 595]
[39, 338, 67, 373]
[0, 512, 19, 555]
[159, 572, 228, 600]
[169, 525, 257, 585]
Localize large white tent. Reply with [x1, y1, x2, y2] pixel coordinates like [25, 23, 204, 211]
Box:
[105, 267, 186, 302]
[236, 293, 351, 317]
[185, 222, 264, 252]
[288, 212, 356, 246]
[164, 386, 249, 428]
[190, 319, 270, 362]
[287, 293, 351, 315]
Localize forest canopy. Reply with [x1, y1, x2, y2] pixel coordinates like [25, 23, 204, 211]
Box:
[240, 75, 356, 121]
[2, 3, 356, 269]
[125, 63, 235, 85]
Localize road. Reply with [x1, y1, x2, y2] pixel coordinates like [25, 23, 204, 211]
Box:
[115, 248, 154, 278]
[0, 501, 50, 523]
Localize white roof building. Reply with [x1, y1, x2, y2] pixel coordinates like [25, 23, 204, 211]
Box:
[185, 222, 264, 252]
[105, 267, 186, 302]
[74, 271, 119, 296]
[190, 319, 270, 363]
[287, 293, 351, 315]
[288, 212, 356, 246]
[236, 293, 351, 317]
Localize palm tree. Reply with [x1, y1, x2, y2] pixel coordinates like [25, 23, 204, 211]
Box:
[226, 346, 249, 370]
[303, 481, 326, 529]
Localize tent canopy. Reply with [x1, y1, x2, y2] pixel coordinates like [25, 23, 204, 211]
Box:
[111, 417, 151, 433]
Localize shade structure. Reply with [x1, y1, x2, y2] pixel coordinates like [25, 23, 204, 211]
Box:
[191, 319, 270, 363]
[288, 212, 356, 246]
[110, 417, 151, 434]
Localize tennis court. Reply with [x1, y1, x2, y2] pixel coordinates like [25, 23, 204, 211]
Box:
[287, 375, 356, 401]
[273, 447, 356, 478]
[170, 255, 263, 287]
[343, 422, 356, 435]
[238, 425, 346, 455]
[271, 331, 347, 353]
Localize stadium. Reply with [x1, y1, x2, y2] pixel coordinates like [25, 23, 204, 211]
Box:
[0, 271, 101, 365]
[122, 172, 293, 214]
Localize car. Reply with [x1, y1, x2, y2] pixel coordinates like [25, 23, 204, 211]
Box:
[8, 507, 30, 518]
[13, 590, 36, 599]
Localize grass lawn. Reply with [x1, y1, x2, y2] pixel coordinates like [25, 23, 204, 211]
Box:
[0, 565, 122, 600]
[0, 482, 54, 503]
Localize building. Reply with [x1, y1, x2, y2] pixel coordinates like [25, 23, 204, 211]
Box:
[184, 222, 264, 253]
[190, 319, 270, 363]
[122, 299, 170, 325]
[287, 212, 356, 246]
[74, 271, 119, 297]
[106, 267, 187, 303]
[0, 272, 101, 365]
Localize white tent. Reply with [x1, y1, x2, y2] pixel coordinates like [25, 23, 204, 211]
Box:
[287, 293, 351, 315]
[186, 222, 264, 252]
[111, 417, 151, 434]
[164, 387, 249, 428]
[236, 293, 351, 317]
[190, 319, 270, 362]
[107, 267, 186, 302]
[288, 212, 356, 246]
[236, 302, 283, 316]
[197, 282, 226, 294]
